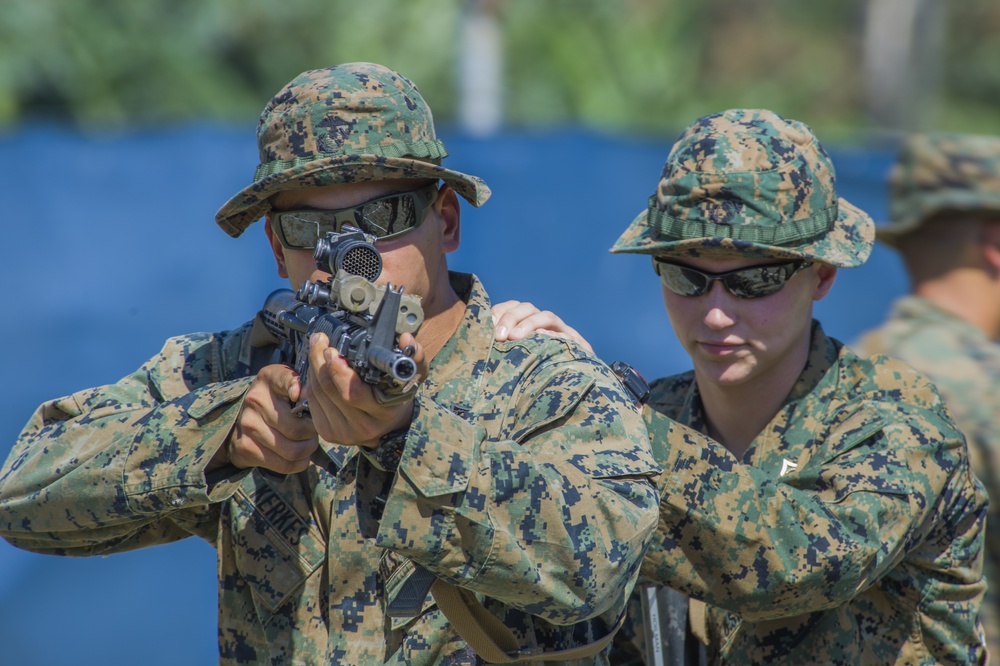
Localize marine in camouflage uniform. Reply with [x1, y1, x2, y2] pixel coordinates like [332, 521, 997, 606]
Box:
[854, 132, 1000, 660]
[607, 110, 988, 664]
[0, 63, 661, 665]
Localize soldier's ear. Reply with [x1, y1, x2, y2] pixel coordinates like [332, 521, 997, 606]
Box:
[264, 217, 290, 279]
[436, 185, 461, 253]
[980, 220, 1000, 272]
[812, 263, 838, 302]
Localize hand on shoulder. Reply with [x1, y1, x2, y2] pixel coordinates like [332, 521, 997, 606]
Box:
[491, 300, 594, 353]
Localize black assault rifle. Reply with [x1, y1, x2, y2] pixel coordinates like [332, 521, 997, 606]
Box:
[257, 226, 424, 407]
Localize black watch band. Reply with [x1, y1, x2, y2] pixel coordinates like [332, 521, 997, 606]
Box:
[611, 360, 650, 405]
[373, 427, 409, 473]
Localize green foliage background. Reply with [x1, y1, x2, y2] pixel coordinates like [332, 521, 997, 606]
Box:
[1, 0, 998, 138]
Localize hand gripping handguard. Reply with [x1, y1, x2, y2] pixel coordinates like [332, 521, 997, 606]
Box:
[258, 226, 424, 407]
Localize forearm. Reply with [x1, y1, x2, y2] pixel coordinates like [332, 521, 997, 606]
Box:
[643, 412, 944, 620]
[375, 392, 660, 625]
[646, 468, 910, 619]
[0, 372, 251, 554]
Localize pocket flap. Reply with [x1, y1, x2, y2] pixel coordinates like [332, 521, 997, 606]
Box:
[230, 477, 326, 616]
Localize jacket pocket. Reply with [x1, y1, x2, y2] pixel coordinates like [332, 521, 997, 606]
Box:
[228, 476, 326, 623]
[792, 405, 913, 503]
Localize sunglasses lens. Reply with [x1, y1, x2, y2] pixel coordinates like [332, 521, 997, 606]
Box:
[657, 262, 709, 296]
[274, 186, 435, 249]
[354, 193, 419, 238]
[655, 259, 809, 299]
[276, 213, 327, 250]
[723, 270, 771, 298]
[725, 265, 798, 298]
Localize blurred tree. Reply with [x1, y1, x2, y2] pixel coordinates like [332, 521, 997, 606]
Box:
[0, 0, 462, 126]
[0, 0, 997, 136]
[939, 0, 1000, 133]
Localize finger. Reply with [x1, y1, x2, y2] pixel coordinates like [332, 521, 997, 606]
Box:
[398, 332, 419, 359]
[500, 309, 565, 339]
[302, 327, 418, 446]
[398, 333, 428, 381]
[308, 385, 386, 446]
[287, 375, 302, 404]
[255, 364, 307, 420]
[247, 365, 315, 441]
[501, 310, 594, 351]
[492, 301, 542, 340]
[257, 363, 301, 402]
[309, 335, 359, 403]
[490, 299, 526, 325]
[228, 407, 318, 473]
[536, 328, 595, 353]
[306, 340, 381, 442]
[234, 433, 318, 475]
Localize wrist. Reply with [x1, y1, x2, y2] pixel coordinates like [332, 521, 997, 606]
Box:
[370, 427, 410, 473]
[205, 438, 233, 473]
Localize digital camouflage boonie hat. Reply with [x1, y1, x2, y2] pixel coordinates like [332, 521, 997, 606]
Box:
[215, 62, 491, 237]
[611, 108, 874, 267]
[877, 132, 1000, 247]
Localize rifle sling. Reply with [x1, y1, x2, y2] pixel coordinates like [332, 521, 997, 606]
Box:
[430, 577, 626, 663]
[688, 597, 709, 646]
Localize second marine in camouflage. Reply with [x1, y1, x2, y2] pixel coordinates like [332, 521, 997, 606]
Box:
[614, 110, 987, 664]
[500, 109, 989, 664]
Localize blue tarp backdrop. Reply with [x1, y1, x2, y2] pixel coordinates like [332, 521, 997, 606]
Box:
[0, 125, 903, 664]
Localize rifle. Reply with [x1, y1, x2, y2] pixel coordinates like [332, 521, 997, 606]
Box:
[257, 226, 424, 407]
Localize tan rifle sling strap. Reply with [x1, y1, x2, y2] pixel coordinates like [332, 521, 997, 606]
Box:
[430, 578, 627, 663]
[687, 597, 709, 647]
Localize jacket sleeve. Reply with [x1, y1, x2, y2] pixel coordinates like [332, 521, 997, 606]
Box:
[373, 349, 662, 626]
[0, 332, 252, 556]
[640, 401, 981, 622]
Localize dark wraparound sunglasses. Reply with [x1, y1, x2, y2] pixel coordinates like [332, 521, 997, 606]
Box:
[653, 258, 814, 299]
[271, 184, 439, 249]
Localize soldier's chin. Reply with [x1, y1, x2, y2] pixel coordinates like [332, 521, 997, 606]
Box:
[694, 355, 756, 386]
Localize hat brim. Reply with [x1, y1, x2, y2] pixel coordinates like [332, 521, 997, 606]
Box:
[215, 154, 491, 238]
[876, 191, 1000, 249]
[610, 197, 874, 268]
[874, 220, 920, 249]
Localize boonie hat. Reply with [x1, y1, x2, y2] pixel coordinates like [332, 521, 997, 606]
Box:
[216, 62, 491, 238]
[611, 108, 874, 267]
[878, 132, 1000, 247]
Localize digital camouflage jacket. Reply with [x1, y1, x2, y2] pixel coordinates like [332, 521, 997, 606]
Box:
[0, 272, 661, 665]
[641, 322, 987, 665]
[855, 295, 999, 661]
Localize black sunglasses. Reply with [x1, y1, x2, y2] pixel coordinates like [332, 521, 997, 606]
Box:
[271, 184, 439, 249]
[653, 258, 814, 299]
